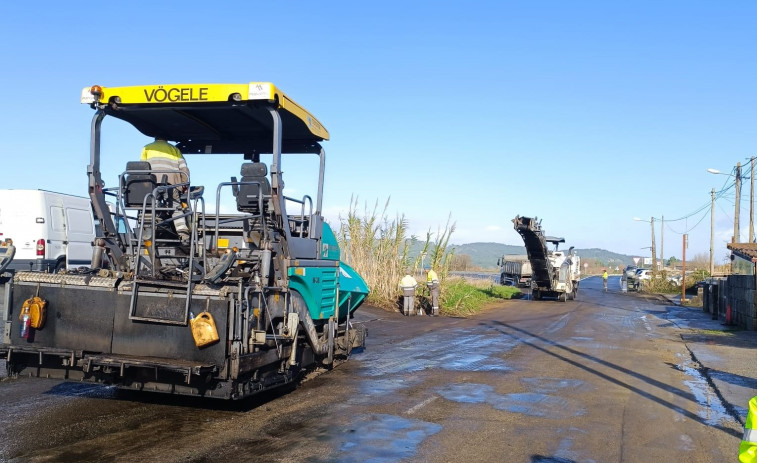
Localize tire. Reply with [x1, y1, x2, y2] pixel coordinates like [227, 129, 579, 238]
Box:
[532, 290, 541, 301]
[53, 259, 66, 273]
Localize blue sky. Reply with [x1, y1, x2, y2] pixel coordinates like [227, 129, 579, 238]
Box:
[1, 1, 755, 262]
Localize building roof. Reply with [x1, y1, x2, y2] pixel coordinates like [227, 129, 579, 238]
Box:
[726, 243, 757, 262]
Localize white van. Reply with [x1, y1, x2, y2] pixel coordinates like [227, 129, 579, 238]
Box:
[0, 190, 96, 273]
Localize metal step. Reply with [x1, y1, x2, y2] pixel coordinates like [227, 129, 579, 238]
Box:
[82, 353, 217, 384]
[0, 272, 12, 344]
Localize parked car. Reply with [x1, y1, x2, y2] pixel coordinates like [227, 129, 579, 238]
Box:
[666, 274, 682, 286]
[627, 268, 651, 290]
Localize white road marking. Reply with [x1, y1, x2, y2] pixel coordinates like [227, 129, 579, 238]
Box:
[640, 314, 652, 331]
[406, 396, 439, 415]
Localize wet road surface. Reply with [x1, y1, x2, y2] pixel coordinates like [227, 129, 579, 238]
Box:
[0, 276, 743, 462]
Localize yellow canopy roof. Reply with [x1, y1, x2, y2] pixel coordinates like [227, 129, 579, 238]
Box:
[81, 82, 328, 154]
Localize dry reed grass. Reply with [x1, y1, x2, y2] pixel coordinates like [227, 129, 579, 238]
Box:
[336, 196, 456, 309]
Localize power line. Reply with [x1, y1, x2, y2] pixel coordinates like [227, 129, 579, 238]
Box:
[646, 158, 756, 238]
[663, 181, 734, 223]
[664, 206, 711, 235]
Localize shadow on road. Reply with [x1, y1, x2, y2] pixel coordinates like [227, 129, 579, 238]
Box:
[531, 456, 577, 463]
[43, 380, 298, 412]
[482, 320, 743, 439]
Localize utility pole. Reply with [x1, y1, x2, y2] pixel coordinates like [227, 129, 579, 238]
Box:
[735, 162, 742, 242]
[660, 215, 664, 270]
[650, 216, 657, 275]
[682, 234, 688, 303]
[750, 157, 755, 243]
[710, 188, 715, 276]
[732, 162, 741, 274]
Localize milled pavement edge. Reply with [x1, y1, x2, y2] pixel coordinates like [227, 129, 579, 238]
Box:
[659, 293, 757, 425]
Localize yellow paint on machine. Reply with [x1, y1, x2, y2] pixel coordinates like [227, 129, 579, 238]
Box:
[84, 84, 249, 104]
[80, 82, 329, 140]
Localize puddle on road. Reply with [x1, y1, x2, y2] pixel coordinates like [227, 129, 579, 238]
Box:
[530, 457, 581, 463]
[435, 382, 492, 404]
[45, 382, 118, 399]
[676, 354, 732, 426]
[655, 306, 708, 330]
[563, 336, 619, 351]
[498, 393, 581, 417]
[351, 375, 425, 403]
[435, 383, 585, 418]
[335, 413, 442, 463]
[520, 377, 586, 394]
[353, 329, 516, 378]
[550, 433, 586, 463]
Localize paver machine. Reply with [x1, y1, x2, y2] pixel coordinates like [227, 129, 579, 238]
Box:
[0, 82, 369, 399]
[513, 215, 580, 301]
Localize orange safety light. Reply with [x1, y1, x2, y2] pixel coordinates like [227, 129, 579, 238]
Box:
[90, 85, 103, 98]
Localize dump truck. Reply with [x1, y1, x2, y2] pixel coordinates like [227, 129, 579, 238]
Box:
[0, 82, 369, 399]
[513, 215, 580, 301]
[497, 256, 532, 287]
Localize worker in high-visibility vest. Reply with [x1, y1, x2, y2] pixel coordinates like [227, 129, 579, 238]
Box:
[399, 274, 418, 316]
[141, 137, 191, 242]
[740, 396, 757, 462]
[426, 268, 440, 316]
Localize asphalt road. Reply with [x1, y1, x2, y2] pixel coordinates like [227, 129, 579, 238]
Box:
[0, 276, 743, 462]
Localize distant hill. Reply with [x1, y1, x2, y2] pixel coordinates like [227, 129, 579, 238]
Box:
[571, 248, 635, 266]
[441, 242, 635, 269]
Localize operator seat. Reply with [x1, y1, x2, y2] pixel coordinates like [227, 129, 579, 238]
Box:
[123, 161, 157, 207]
[236, 162, 271, 214]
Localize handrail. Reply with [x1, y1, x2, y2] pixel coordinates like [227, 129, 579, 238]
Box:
[214, 181, 268, 252]
[284, 194, 313, 237]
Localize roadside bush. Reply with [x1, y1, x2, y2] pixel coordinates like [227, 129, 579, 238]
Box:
[441, 277, 521, 316]
[685, 269, 709, 290]
[642, 276, 679, 294]
[639, 269, 710, 294]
